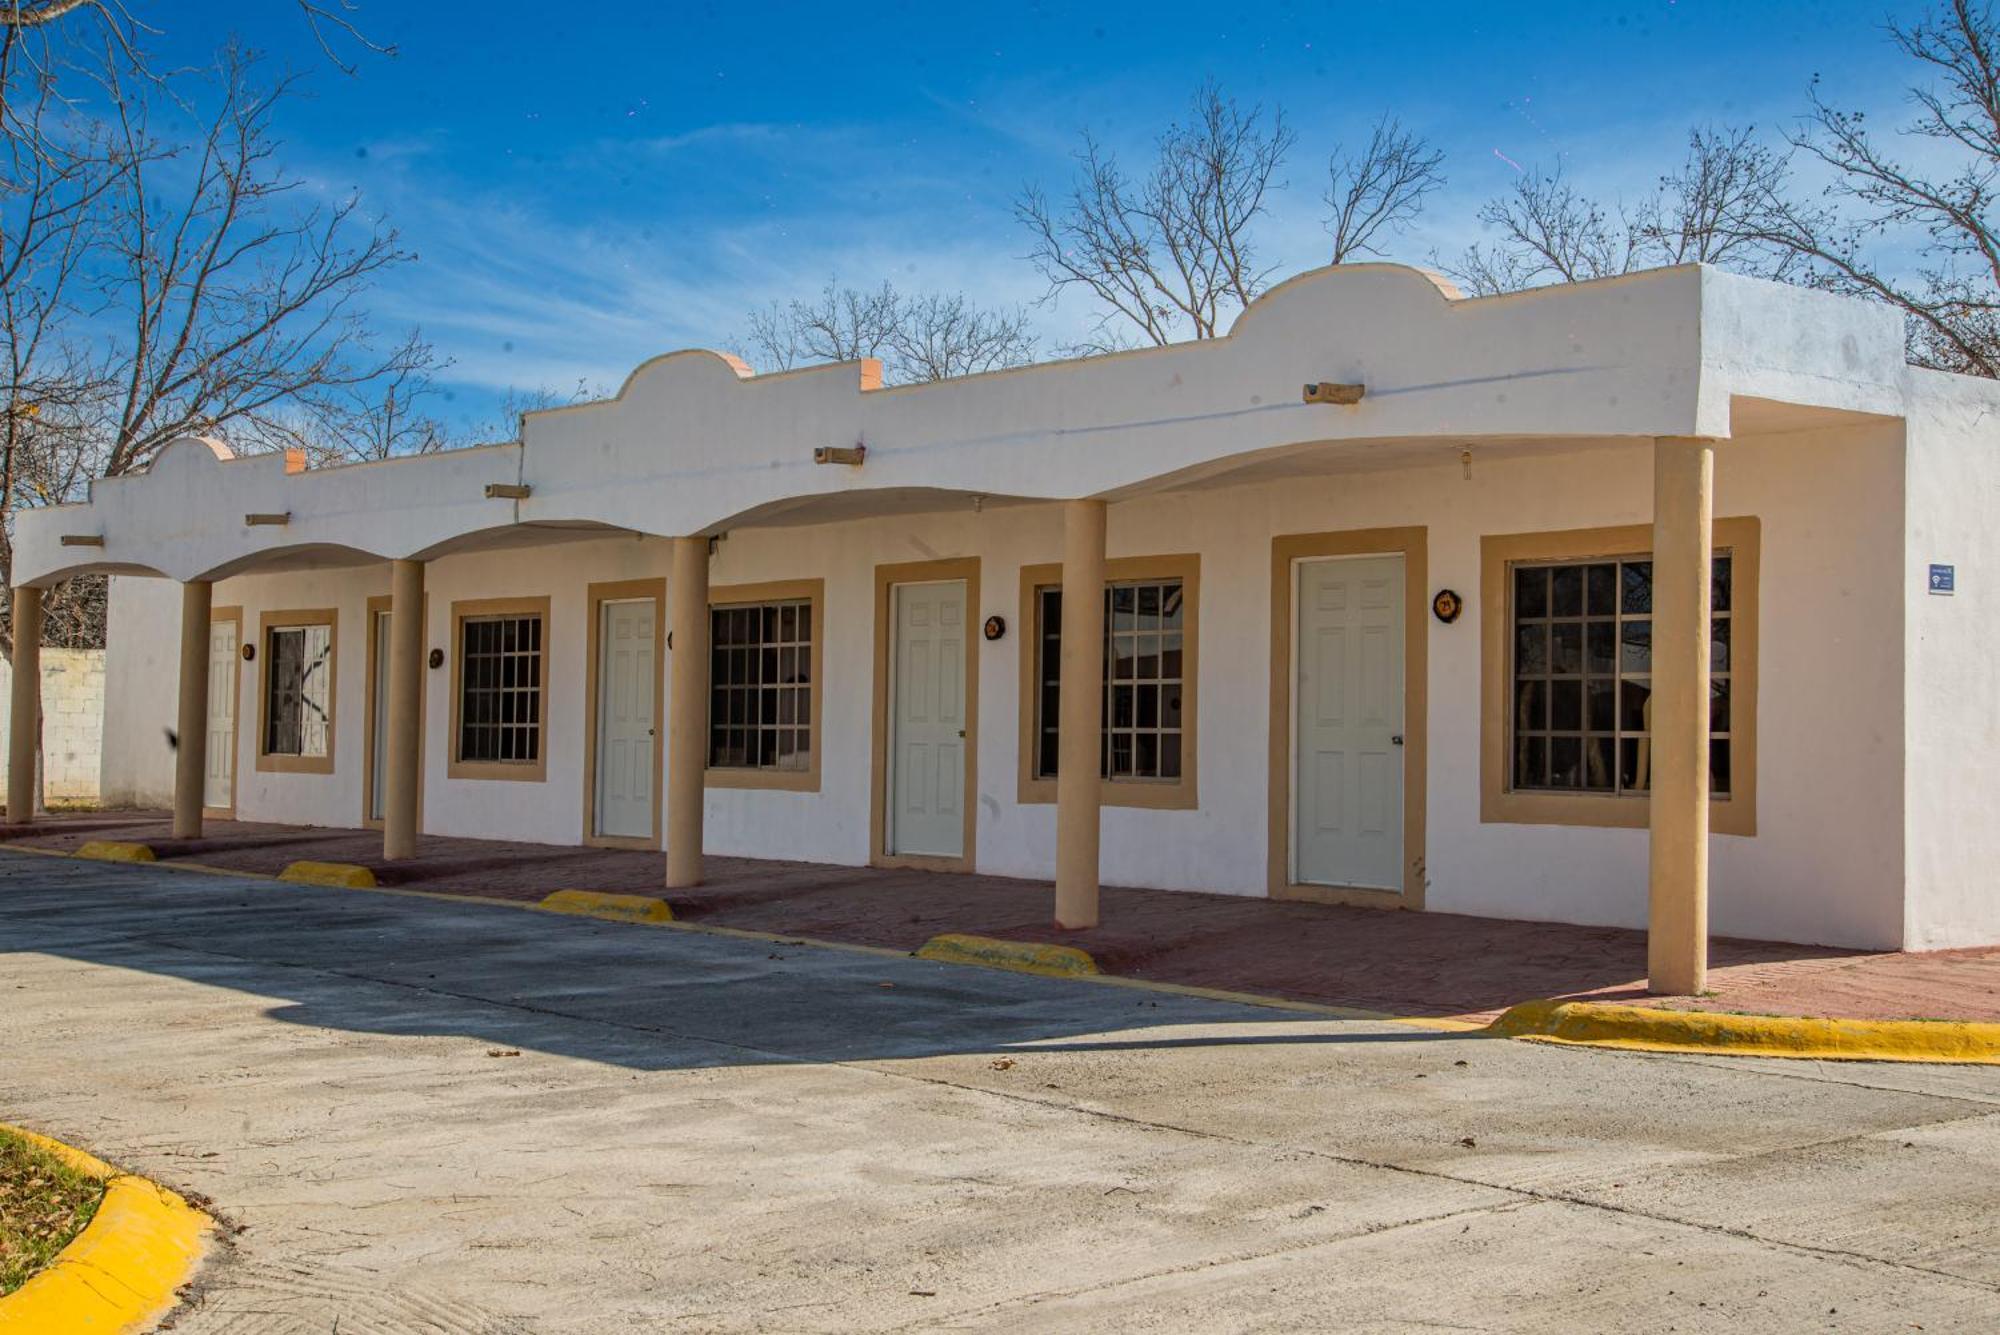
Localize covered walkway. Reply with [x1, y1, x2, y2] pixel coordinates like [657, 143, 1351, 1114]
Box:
[8, 811, 1997, 1023]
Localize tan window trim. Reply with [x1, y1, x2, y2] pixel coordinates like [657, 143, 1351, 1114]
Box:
[1266, 528, 1429, 911]
[204, 604, 243, 818]
[1479, 518, 1759, 837]
[448, 595, 551, 783]
[582, 578, 665, 849]
[870, 558, 981, 872]
[361, 593, 428, 830]
[254, 608, 338, 776]
[705, 578, 824, 793]
[1015, 553, 1200, 811]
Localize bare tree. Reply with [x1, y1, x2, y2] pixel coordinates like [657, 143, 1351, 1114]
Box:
[1730, 0, 2000, 375]
[1, 43, 436, 654]
[1449, 129, 1797, 296]
[1017, 82, 1294, 347]
[1325, 116, 1445, 263]
[740, 281, 1037, 383]
[745, 281, 900, 371]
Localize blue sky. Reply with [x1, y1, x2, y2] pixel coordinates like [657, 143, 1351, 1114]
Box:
[139, 1, 1932, 437]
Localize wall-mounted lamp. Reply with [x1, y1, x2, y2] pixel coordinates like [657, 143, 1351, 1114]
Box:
[1302, 382, 1365, 405]
[813, 444, 866, 466]
[245, 512, 290, 526]
[484, 483, 532, 499]
[59, 534, 104, 548]
[428, 648, 445, 670]
[983, 615, 1007, 641]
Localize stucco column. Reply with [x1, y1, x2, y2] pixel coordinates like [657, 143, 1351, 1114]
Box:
[1055, 499, 1107, 930]
[666, 535, 710, 889]
[172, 580, 213, 839]
[1648, 436, 1714, 995]
[7, 587, 40, 827]
[383, 559, 425, 860]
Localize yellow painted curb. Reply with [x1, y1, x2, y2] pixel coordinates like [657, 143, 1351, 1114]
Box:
[278, 860, 377, 889]
[916, 932, 1101, 979]
[539, 889, 674, 924]
[1488, 998, 2000, 1064]
[0, 1124, 210, 1334]
[73, 840, 156, 864]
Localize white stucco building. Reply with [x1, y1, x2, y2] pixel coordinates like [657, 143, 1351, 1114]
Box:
[16, 263, 2000, 964]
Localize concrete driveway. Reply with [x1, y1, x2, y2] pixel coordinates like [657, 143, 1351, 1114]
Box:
[3, 854, 1998, 1332]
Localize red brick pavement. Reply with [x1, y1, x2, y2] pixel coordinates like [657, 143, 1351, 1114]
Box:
[7, 812, 1998, 1023]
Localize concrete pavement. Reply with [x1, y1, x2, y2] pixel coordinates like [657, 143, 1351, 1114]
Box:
[3, 853, 1999, 1331]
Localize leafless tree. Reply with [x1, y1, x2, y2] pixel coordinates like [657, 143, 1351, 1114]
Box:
[741, 281, 1037, 383]
[1729, 0, 2000, 375]
[745, 281, 900, 371]
[1017, 82, 1294, 347]
[1, 43, 436, 654]
[1326, 116, 1445, 263]
[1448, 128, 1797, 296]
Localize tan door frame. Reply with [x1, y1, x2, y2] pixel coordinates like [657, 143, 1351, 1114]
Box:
[361, 593, 427, 831]
[870, 557, 980, 872]
[202, 605, 243, 821]
[1268, 527, 1428, 910]
[581, 578, 666, 850]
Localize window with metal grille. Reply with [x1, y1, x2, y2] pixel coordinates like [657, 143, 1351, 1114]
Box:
[708, 600, 812, 771]
[1509, 554, 1732, 797]
[264, 624, 331, 757]
[1034, 579, 1185, 781]
[457, 614, 543, 764]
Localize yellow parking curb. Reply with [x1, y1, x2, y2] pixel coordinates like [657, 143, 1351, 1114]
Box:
[73, 840, 156, 864]
[0, 1124, 211, 1334]
[277, 860, 377, 889]
[916, 932, 1101, 979]
[539, 889, 674, 924]
[1488, 998, 2000, 1064]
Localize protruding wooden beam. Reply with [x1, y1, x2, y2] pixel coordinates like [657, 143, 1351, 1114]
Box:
[813, 445, 867, 466]
[484, 483, 532, 499]
[245, 512, 290, 526]
[1302, 382, 1366, 405]
[59, 534, 104, 547]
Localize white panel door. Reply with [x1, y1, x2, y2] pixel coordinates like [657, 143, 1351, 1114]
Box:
[596, 599, 657, 839]
[370, 610, 391, 821]
[1295, 555, 1405, 891]
[203, 619, 238, 810]
[889, 580, 966, 858]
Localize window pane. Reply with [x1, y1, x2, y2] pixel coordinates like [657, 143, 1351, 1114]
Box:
[1586, 679, 1615, 733]
[1551, 622, 1583, 675]
[1622, 562, 1652, 615]
[1550, 679, 1582, 731]
[1712, 556, 1732, 613]
[1620, 678, 1651, 732]
[1621, 620, 1652, 673]
[1550, 736, 1582, 789]
[1586, 563, 1617, 616]
[1515, 680, 1546, 731]
[1584, 736, 1615, 791]
[1515, 566, 1548, 618]
[1620, 738, 1650, 792]
[1516, 623, 1549, 676]
[1551, 565, 1584, 617]
[1711, 617, 1730, 672]
[1586, 621, 1615, 675]
[1711, 739, 1731, 795]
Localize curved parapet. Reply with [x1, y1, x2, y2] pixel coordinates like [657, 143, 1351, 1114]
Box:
[7, 263, 1914, 585]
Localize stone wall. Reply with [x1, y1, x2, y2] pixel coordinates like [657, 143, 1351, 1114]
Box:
[0, 647, 107, 801]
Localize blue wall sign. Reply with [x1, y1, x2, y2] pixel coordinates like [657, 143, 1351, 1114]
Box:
[1929, 563, 1956, 595]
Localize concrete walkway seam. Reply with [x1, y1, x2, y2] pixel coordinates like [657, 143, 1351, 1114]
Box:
[73, 840, 156, 864]
[0, 1124, 211, 1334]
[1489, 998, 2000, 1064]
[539, 890, 675, 924]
